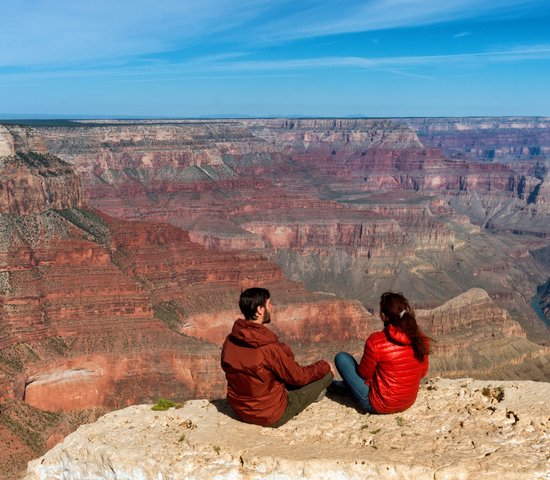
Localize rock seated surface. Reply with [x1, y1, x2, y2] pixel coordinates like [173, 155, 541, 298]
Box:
[26, 378, 550, 480]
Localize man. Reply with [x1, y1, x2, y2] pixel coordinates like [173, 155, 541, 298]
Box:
[221, 287, 333, 427]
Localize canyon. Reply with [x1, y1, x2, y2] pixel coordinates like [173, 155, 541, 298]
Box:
[9, 117, 549, 329]
[0, 118, 549, 479]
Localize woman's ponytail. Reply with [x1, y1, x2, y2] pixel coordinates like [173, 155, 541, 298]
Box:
[380, 292, 430, 362]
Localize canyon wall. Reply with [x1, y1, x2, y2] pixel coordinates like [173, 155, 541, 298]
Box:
[11, 119, 549, 324]
[404, 116, 550, 162]
[0, 152, 81, 215]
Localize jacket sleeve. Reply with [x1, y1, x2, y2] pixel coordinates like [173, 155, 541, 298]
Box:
[357, 336, 377, 381]
[279, 342, 295, 360]
[266, 342, 330, 387]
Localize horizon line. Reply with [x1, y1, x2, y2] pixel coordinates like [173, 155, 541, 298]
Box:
[1, 114, 550, 122]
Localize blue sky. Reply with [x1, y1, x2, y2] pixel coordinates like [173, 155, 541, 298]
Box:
[1, 0, 549, 117]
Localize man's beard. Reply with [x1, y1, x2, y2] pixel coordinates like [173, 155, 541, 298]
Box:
[262, 309, 271, 324]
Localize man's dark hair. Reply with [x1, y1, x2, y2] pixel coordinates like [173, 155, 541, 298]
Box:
[239, 287, 270, 320]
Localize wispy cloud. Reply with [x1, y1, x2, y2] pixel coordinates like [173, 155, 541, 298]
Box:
[1, 43, 548, 88]
[258, 0, 546, 41]
[1, 0, 546, 69]
[454, 31, 472, 38]
[0, 0, 276, 67]
[200, 44, 550, 75]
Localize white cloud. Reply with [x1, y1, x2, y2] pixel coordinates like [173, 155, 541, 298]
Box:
[0, 0, 544, 68]
[206, 44, 550, 71]
[2, 43, 548, 88]
[0, 0, 275, 66]
[259, 0, 544, 41]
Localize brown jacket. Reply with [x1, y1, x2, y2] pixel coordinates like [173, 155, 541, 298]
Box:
[221, 318, 331, 426]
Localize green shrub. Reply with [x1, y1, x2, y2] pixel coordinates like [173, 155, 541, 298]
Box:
[151, 398, 183, 411]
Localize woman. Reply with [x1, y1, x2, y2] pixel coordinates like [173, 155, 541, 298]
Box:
[332, 292, 430, 413]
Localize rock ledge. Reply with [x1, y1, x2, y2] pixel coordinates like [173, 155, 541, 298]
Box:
[26, 378, 549, 480]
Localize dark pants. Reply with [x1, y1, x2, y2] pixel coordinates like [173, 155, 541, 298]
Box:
[267, 372, 334, 428]
[334, 352, 376, 413]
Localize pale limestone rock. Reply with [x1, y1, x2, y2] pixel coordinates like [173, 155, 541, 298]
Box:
[0, 126, 15, 157]
[26, 378, 550, 480]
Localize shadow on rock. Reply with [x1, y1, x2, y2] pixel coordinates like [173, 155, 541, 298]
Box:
[209, 398, 241, 421]
[326, 391, 367, 415]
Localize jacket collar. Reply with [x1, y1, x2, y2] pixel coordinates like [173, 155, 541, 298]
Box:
[384, 323, 411, 345]
[229, 318, 278, 347]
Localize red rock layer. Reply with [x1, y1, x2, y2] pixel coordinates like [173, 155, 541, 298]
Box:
[417, 288, 525, 346]
[14, 119, 548, 326]
[0, 204, 374, 401]
[0, 153, 82, 214]
[103, 214, 372, 345]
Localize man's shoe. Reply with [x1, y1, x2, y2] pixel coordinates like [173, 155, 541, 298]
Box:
[314, 389, 326, 402]
[327, 380, 348, 396]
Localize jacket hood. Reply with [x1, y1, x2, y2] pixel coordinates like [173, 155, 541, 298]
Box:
[385, 324, 412, 345]
[229, 318, 279, 348]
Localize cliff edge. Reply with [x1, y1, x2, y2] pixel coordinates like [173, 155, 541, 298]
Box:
[25, 378, 549, 480]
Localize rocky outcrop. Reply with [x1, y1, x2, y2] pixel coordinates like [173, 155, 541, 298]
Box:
[416, 289, 550, 380]
[0, 152, 82, 214]
[417, 288, 523, 338]
[25, 378, 550, 480]
[0, 126, 15, 157]
[0, 126, 47, 154]
[0, 398, 101, 480]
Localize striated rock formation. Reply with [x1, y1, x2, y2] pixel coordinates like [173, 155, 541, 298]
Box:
[404, 116, 550, 162]
[0, 126, 15, 157]
[242, 118, 424, 151]
[0, 203, 372, 409]
[12, 119, 549, 332]
[418, 288, 524, 338]
[1, 119, 548, 374]
[416, 289, 549, 380]
[25, 378, 550, 480]
[0, 125, 47, 154]
[0, 152, 82, 215]
[405, 116, 550, 240]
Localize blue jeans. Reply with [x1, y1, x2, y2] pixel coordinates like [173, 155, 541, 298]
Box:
[334, 352, 376, 413]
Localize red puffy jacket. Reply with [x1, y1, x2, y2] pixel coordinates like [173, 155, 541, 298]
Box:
[221, 319, 331, 426]
[358, 324, 429, 414]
